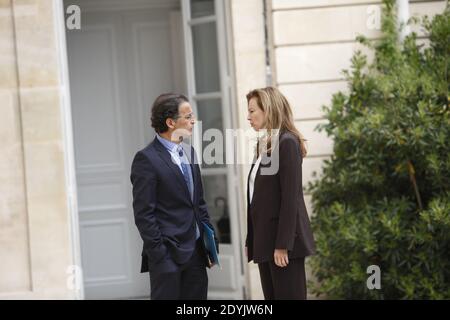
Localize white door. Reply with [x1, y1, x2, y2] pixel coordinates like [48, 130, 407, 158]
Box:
[66, 0, 182, 299]
[180, 0, 244, 299]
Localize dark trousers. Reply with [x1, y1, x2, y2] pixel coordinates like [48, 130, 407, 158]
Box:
[258, 257, 307, 300]
[149, 240, 208, 300]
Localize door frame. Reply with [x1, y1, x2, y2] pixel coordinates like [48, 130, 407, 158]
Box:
[58, 0, 246, 299]
[180, 0, 246, 299]
[54, 0, 84, 299]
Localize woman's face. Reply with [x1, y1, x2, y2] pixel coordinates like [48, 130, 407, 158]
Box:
[247, 97, 265, 131]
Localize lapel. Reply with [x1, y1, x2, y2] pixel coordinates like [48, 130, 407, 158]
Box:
[153, 137, 193, 204]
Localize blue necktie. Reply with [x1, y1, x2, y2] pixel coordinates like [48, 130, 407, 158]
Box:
[178, 147, 199, 240]
[178, 148, 193, 198]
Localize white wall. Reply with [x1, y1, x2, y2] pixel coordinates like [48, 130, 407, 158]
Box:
[0, 0, 79, 299]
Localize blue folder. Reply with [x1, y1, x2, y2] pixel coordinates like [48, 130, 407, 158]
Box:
[201, 222, 220, 268]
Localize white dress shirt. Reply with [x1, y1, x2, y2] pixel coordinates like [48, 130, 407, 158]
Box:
[249, 155, 262, 203]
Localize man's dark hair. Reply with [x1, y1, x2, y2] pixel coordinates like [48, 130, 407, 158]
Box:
[151, 93, 189, 133]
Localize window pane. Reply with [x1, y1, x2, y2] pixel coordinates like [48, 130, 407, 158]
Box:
[196, 99, 225, 169]
[202, 175, 230, 244]
[191, 0, 215, 19]
[192, 22, 220, 93]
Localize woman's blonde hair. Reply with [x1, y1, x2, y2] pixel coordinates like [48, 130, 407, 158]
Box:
[246, 86, 307, 158]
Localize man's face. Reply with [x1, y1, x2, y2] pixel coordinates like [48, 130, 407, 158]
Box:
[172, 102, 195, 140]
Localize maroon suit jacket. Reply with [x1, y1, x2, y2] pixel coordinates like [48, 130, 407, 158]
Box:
[246, 131, 316, 263]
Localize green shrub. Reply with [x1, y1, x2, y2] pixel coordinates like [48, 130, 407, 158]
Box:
[307, 0, 450, 299]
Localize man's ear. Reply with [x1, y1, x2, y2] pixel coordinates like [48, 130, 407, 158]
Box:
[166, 118, 176, 130]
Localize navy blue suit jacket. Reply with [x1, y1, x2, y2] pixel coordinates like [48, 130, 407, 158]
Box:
[130, 137, 217, 274]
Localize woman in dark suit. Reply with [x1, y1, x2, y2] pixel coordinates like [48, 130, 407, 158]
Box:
[245, 87, 316, 300]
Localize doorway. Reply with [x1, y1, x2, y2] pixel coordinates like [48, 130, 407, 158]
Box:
[65, 0, 243, 299]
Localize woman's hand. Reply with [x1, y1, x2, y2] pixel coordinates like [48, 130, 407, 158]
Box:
[274, 249, 289, 267]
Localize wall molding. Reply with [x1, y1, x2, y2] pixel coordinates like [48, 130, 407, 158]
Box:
[69, 0, 180, 12]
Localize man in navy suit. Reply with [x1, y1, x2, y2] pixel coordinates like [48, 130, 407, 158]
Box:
[130, 93, 218, 300]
